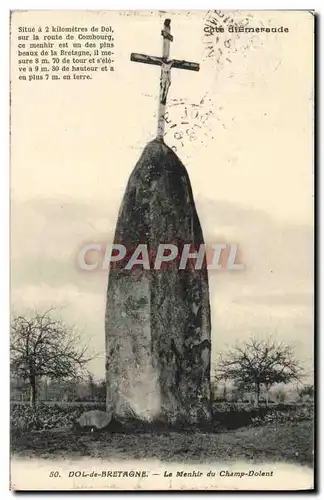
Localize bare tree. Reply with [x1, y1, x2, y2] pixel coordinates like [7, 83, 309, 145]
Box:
[216, 338, 303, 406]
[10, 309, 94, 409]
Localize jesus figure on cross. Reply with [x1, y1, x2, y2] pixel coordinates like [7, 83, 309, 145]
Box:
[131, 18, 200, 138]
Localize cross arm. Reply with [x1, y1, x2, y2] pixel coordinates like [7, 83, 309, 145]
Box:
[172, 59, 200, 71]
[130, 53, 162, 67]
[130, 53, 199, 72]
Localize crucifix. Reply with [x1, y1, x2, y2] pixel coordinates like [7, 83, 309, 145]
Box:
[131, 19, 200, 139]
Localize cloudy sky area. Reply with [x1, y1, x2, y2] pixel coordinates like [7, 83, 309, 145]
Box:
[11, 11, 314, 379]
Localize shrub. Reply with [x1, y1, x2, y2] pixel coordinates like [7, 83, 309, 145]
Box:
[212, 402, 313, 430]
[10, 401, 314, 433]
[10, 402, 105, 432]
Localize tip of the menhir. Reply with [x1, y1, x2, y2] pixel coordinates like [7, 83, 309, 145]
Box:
[140, 137, 180, 163]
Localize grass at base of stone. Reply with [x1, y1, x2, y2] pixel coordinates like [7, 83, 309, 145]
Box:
[11, 420, 314, 467]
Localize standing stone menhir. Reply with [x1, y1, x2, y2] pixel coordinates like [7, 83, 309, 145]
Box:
[105, 19, 212, 425]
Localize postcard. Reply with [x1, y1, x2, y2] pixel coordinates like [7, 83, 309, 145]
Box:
[10, 10, 314, 491]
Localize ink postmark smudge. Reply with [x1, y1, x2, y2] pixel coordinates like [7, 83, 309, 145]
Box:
[162, 96, 216, 158]
[202, 10, 287, 78]
[202, 10, 258, 68]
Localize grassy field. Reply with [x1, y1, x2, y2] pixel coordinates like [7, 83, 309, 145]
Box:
[11, 420, 313, 467]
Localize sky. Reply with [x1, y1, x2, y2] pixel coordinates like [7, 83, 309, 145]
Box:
[10, 10, 314, 379]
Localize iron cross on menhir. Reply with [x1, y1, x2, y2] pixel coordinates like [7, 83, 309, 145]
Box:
[131, 19, 200, 139]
